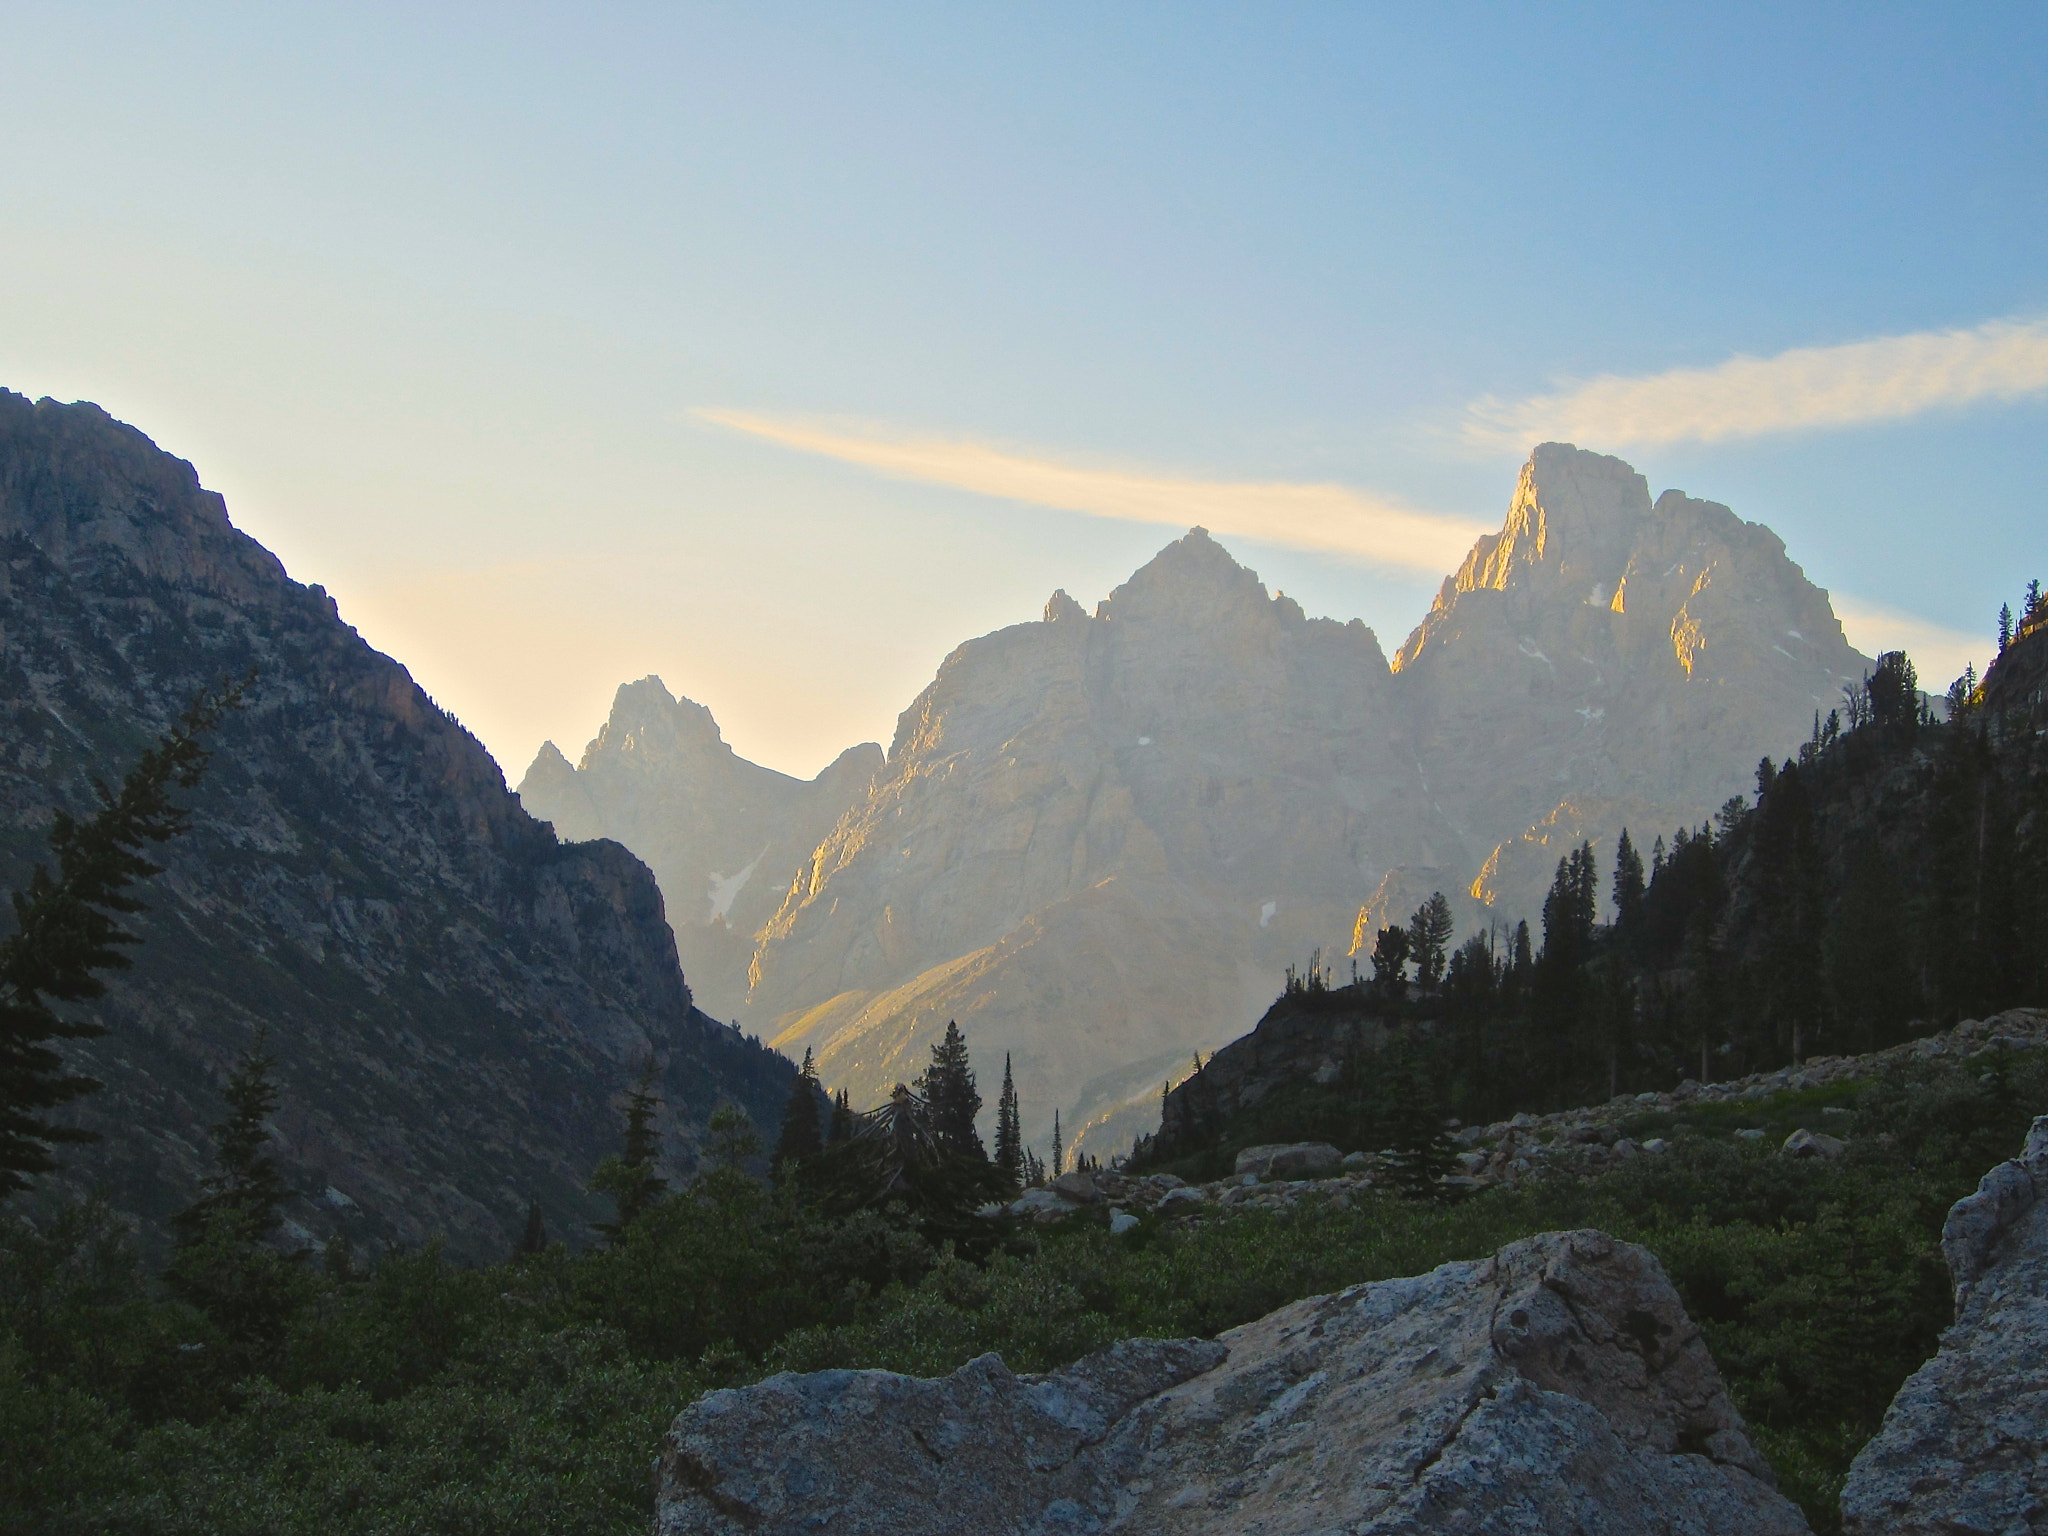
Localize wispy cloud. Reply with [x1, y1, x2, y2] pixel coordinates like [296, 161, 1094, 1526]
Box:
[1464, 317, 2048, 451]
[1833, 596, 1989, 691]
[698, 409, 1488, 575]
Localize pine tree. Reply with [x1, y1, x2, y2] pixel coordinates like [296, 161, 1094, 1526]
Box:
[1406, 894, 1454, 990]
[1377, 1044, 1454, 1201]
[518, 1200, 549, 1256]
[993, 1054, 1023, 1189]
[772, 1047, 823, 1177]
[1612, 829, 1646, 932]
[1999, 602, 2014, 653]
[590, 1058, 668, 1239]
[829, 1088, 855, 1143]
[1051, 1109, 1064, 1180]
[0, 680, 243, 1195]
[1369, 925, 1411, 999]
[164, 1029, 305, 1360]
[916, 1021, 985, 1159]
[173, 1028, 290, 1247]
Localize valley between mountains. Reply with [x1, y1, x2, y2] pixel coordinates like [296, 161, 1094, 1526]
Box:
[520, 442, 1870, 1161]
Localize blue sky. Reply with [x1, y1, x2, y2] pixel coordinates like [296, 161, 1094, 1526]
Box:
[3, 4, 2043, 775]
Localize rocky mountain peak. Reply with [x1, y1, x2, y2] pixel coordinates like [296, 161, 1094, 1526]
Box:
[583, 675, 727, 769]
[1042, 587, 1086, 624]
[1437, 442, 1652, 614]
[1097, 525, 1269, 626]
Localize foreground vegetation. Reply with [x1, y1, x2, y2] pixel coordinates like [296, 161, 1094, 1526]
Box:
[5, 1046, 2040, 1535]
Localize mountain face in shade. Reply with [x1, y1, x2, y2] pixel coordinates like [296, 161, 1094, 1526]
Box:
[739, 529, 1458, 1157]
[1389, 443, 1871, 919]
[516, 679, 882, 1022]
[0, 392, 795, 1261]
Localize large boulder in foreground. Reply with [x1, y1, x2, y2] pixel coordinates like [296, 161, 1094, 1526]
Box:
[656, 1230, 1808, 1534]
[1841, 1115, 2048, 1535]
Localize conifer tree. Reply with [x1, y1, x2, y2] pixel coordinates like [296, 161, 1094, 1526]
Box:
[0, 681, 242, 1195]
[164, 1029, 306, 1359]
[772, 1047, 823, 1177]
[518, 1200, 548, 1255]
[590, 1058, 668, 1239]
[1377, 1044, 1454, 1200]
[173, 1028, 290, 1247]
[1999, 602, 2014, 653]
[1612, 829, 1646, 932]
[1406, 894, 1454, 990]
[993, 1054, 1023, 1188]
[916, 1021, 984, 1159]
[1051, 1109, 1063, 1179]
[829, 1088, 855, 1143]
[1369, 925, 1411, 999]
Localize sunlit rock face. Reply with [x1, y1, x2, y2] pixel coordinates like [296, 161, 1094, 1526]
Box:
[516, 679, 882, 1021]
[1392, 443, 1870, 919]
[743, 530, 1456, 1157]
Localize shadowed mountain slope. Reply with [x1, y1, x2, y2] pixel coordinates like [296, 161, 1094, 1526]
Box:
[0, 391, 795, 1260]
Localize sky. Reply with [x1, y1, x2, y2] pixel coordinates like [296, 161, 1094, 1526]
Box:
[2, 4, 2044, 779]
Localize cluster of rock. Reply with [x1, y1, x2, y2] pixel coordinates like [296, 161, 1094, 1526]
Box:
[656, 1228, 1812, 1534]
[662, 1119, 2048, 1534]
[1001, 1145, 1378, 1226]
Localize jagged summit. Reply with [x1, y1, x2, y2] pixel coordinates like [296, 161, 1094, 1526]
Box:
[517, 685, 883, 1019]
[1390, 441, 1870, 918]
[580, 675, 731, 769]
[1097, 525, 1275, 624]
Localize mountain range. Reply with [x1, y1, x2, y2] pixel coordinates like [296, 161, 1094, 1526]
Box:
[520, 443, 1873, 1159]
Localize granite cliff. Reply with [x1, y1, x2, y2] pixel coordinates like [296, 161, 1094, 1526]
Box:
[0, 392, 796, 1260]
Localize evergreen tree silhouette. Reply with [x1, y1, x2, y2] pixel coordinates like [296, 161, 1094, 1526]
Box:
[916, 1021, 984, 1159]
[772, 1047, 823, 1178]
[165, 1028, 305, 1364]
[1406, 893, 1454, 990]
[993, 1054, 1023, 1189]
[590, 1058, 668, 1240]
[1612, 829, 1646, 933]
[518, 1199, 548, 1256]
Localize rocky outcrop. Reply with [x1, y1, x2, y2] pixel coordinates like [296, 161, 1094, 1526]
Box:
[516, 678, 882, 1020]
[656, 1229, 1810, 1534]
[0, 391, 798, 1260]
[1841, 1114, 2048, 1536]
[1391, 444, 1870, 922]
